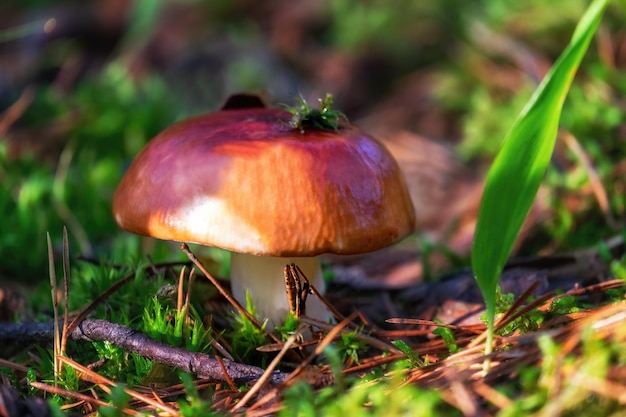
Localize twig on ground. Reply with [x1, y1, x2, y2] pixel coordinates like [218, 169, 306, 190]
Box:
[57, 356, 180, 415]
[30, 381, 131, 415]
[232, 324, 307, 411]
[180, 243, 283, 346]
[0, 318, 288, 385]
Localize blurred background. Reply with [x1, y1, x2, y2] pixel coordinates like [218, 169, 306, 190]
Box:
[1, 0, 625, 285]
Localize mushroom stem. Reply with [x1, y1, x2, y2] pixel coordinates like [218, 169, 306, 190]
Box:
[229, 253, 331, 329]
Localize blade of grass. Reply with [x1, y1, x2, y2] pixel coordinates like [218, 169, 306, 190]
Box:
[61, 227, 70, 357]
[47, 232, 60, 380]
[471, 0, 611, 368]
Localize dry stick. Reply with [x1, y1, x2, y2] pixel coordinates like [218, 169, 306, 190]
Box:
[256, 337, 318, 353]
[469, 276, 620, 354]
[246, 403, 284, 417]
[232, 324, 307, 412]
[497, 280, 623, 331]
[58, 356, 180, 416]
[182, 268, 195, 342]
[300, 316, 404, 355]
[211, 396, 233, 413]
[215, 355, 238, 392]
[145, 254, 160, 277]
[541, 278, 625, 311]
[486, 280, 556, 338]
[495, 280, 541, 325]
[284, 312, 359, 385]
[385, 318, 485, 334]
[292, 264, 346, 322]
[147, 386, 169, 410]
[140, 379, 216, 400]
[444, 369, 480, 417]
[413, 301, 626, 389]
[70, 319, 281, 383]
[407, 292, 626, 390]
[184, 268, 195, 312]
[245, 315, 360, 415]
[3, 318, 286, 384]
[250, 322, 357, 415]
[180, 243, 253, 322]
[466, 282, 553, 350]
[295, 264, 413, 346]
[64, 269, 142, 340]
[473, 380, 513, 410]
[177, 266, 186, 312]
[386, 283, 542, 343]
[176, 266, 187, 341]
[211, 333, 236, 362]
[0, 358, 29, 374]
[497, 279, 625, 335]
[180, 243, 282, 345]
[342, 353, 405, 375]
[29, 381, 137, 416]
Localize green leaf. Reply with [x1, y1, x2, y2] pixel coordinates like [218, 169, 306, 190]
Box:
[471, 0, 610, 358]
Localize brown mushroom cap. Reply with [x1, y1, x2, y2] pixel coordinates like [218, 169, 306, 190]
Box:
[113, 107, 415, 256]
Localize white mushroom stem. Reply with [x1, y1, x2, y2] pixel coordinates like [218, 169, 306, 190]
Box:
[229, 252, 331, 329]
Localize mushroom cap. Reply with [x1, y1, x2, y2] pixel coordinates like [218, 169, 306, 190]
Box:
[113, 107, 415, 256]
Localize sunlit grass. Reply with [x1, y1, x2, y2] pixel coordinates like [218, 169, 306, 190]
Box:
[1, 0, 625, 415]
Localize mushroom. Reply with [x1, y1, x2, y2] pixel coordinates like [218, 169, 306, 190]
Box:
[112, 96, 415, 327]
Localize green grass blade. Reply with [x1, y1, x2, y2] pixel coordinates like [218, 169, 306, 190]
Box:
[471, 0, 610, 357]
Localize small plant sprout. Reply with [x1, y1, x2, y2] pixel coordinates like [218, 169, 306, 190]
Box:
[286, 93, 348, 133]
[391, 340, 426, 368]
[471, 0, 610, 372]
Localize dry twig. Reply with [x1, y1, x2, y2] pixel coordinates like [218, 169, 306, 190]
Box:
[0, 319, 287, 385]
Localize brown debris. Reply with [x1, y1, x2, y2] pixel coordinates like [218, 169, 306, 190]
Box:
[0, 384, 56, 417]
[0, 252, 624, 415]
